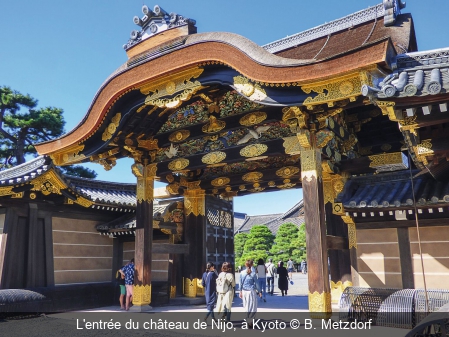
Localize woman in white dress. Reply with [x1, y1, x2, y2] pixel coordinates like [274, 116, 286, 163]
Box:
[215, 262, 236, 321]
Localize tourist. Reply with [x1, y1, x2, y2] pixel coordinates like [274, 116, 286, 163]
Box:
[301, 259, 307, 274]
[216, 262, 236, 322]
[255, 258, 267, 302]
[265, 258, 277, 295]
[201, 262, 217, 322]
[287, 258, 294, 279]
[277, 261, 289, 296]
[239, 259, 262, 328]
[116, 266, 126, 309]
[119, 258, 135, 311]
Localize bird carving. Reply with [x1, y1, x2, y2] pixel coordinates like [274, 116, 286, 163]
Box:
[165, 143, 179, 158]
[237, 126, 271, 145]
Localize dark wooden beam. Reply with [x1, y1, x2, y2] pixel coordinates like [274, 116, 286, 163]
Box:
[153, 243, 189, 254]
[397, 227, 414, 289]
[326, 235, 348, 250]
[355, 218, 449, 229]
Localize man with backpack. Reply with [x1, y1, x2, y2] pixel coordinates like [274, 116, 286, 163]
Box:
[265, 259, 277, 296]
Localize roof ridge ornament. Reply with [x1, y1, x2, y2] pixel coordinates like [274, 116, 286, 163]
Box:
[383, 0, 406, 26]
[123, 4, 197, 51]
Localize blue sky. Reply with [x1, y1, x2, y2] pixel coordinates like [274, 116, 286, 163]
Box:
[1, 1, 449, 215]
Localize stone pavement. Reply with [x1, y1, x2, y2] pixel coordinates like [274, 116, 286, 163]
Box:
[0, 272, 410, 336]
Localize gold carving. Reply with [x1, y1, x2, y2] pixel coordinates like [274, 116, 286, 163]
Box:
[168, 158, 189, 171]
[414, 139, 433, 165]
[132, 163, 157, 203]
[302, 73, 362, 107]
[11, 192, 23, 198]
[239, 112, 267, 126]
[133, 284, 151, 306]
[202, 151, 226, 165]
[282, 106, 308, 130]
[184, 185, 205, 216]
[268, 181, 276, 187]
[102, 113, 121, 141]
[123, 145, 143, 163]
[50, 144, 85, 166]
[332, 202, 345, 215]
[74, 196, 94, 208]
[239, 185, 246, 190]
[211, 177, 230, 187]
[202, 115, 226, 133]
[331, 281, 353, 304]
[183, 278, 197, 298]
[240, 144, 268, 158]
[29, 192, 36, 199]
[399, 115, 418, 136]
[368, 152, 407, 172]
[308, 291, 332, 318]
[170, 286, 176, 299]
[169, 130, 190, 143]
[139, 67, 204, 109]
[196, 278, 205, 296]
[377, 101, 398, 121]
[233, 76, 267, 101]
[31, 170, 66, 195]
[297, 130, 311, 148]
[242, 172, 263, 182]
[300, 147, 321, 182]
[0, 187, 14, 197]
[341, 215, 357, 249]
[282, 136, 301, 155]
[276, 166, 299, 178]
[137, 138, 159, 151]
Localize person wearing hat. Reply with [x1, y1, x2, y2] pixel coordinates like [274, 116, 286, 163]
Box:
[265, 258, 277, 296]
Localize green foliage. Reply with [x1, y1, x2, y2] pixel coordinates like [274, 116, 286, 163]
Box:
[270, 223, 300, 262]
[60, 165, 98, 179]
[234, 233, 248, 266]
[0, 86, 97, 178]
[0, 86, 63, 165]
[238, 225, 274, 266]
[291, 223, 307, 262]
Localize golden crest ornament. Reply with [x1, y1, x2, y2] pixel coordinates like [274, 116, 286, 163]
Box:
[168, 158, 189, 171]
[211, 177, 230, 187]
[239, 112, 267, 126]
[202, 151, 226, 165]
[169, 130, 190, 143]
[240, 144, 268, 158]
[242, 172, 263, 182]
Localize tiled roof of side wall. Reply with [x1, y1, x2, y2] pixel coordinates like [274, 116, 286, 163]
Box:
[263, 3, 385, 54]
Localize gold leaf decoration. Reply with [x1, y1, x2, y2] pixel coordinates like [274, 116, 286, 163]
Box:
[276, 166, 299, 178]
[239, 112, 267, 126]
[139, 67, 204, 109]
[102, 113, 121, 141]
[242, 172, 263, 182]
[308, 292, 332, 318]
[169, 130, 190, 143]
[211, 177, 230, 187]
[240, 144, 268, 158]
[283, 136, 301, 155]
[233, 76, 267, 101]
[202, 116, 226, 133]
[168, 158, 189, 171]
[133, 284, 151, 306]
[202, 151, 226, 165]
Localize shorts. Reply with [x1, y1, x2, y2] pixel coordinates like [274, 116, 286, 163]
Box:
[125, 284, 133, 297]
[288, 268, 294, 272]
[120, 285, 126, 295]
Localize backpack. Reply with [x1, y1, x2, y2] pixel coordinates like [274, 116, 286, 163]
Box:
[216, 272, 230, 294]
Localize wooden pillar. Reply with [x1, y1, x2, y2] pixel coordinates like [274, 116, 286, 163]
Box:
[397, 227, 414, 289]
[341, 215, 359, 286]
[132, 162, 157, 308]
[182, 182, 205, 297]
[325, 203, 352, 303]
[300, 134, 331, 318]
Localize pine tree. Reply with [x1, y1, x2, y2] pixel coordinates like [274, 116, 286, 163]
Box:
[270, 223, 300, 263]
[234, 232, 248, 267]
[291, 223, 307, 263]
[240, 225, 274, 266]
[0, 86, 96, 178]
